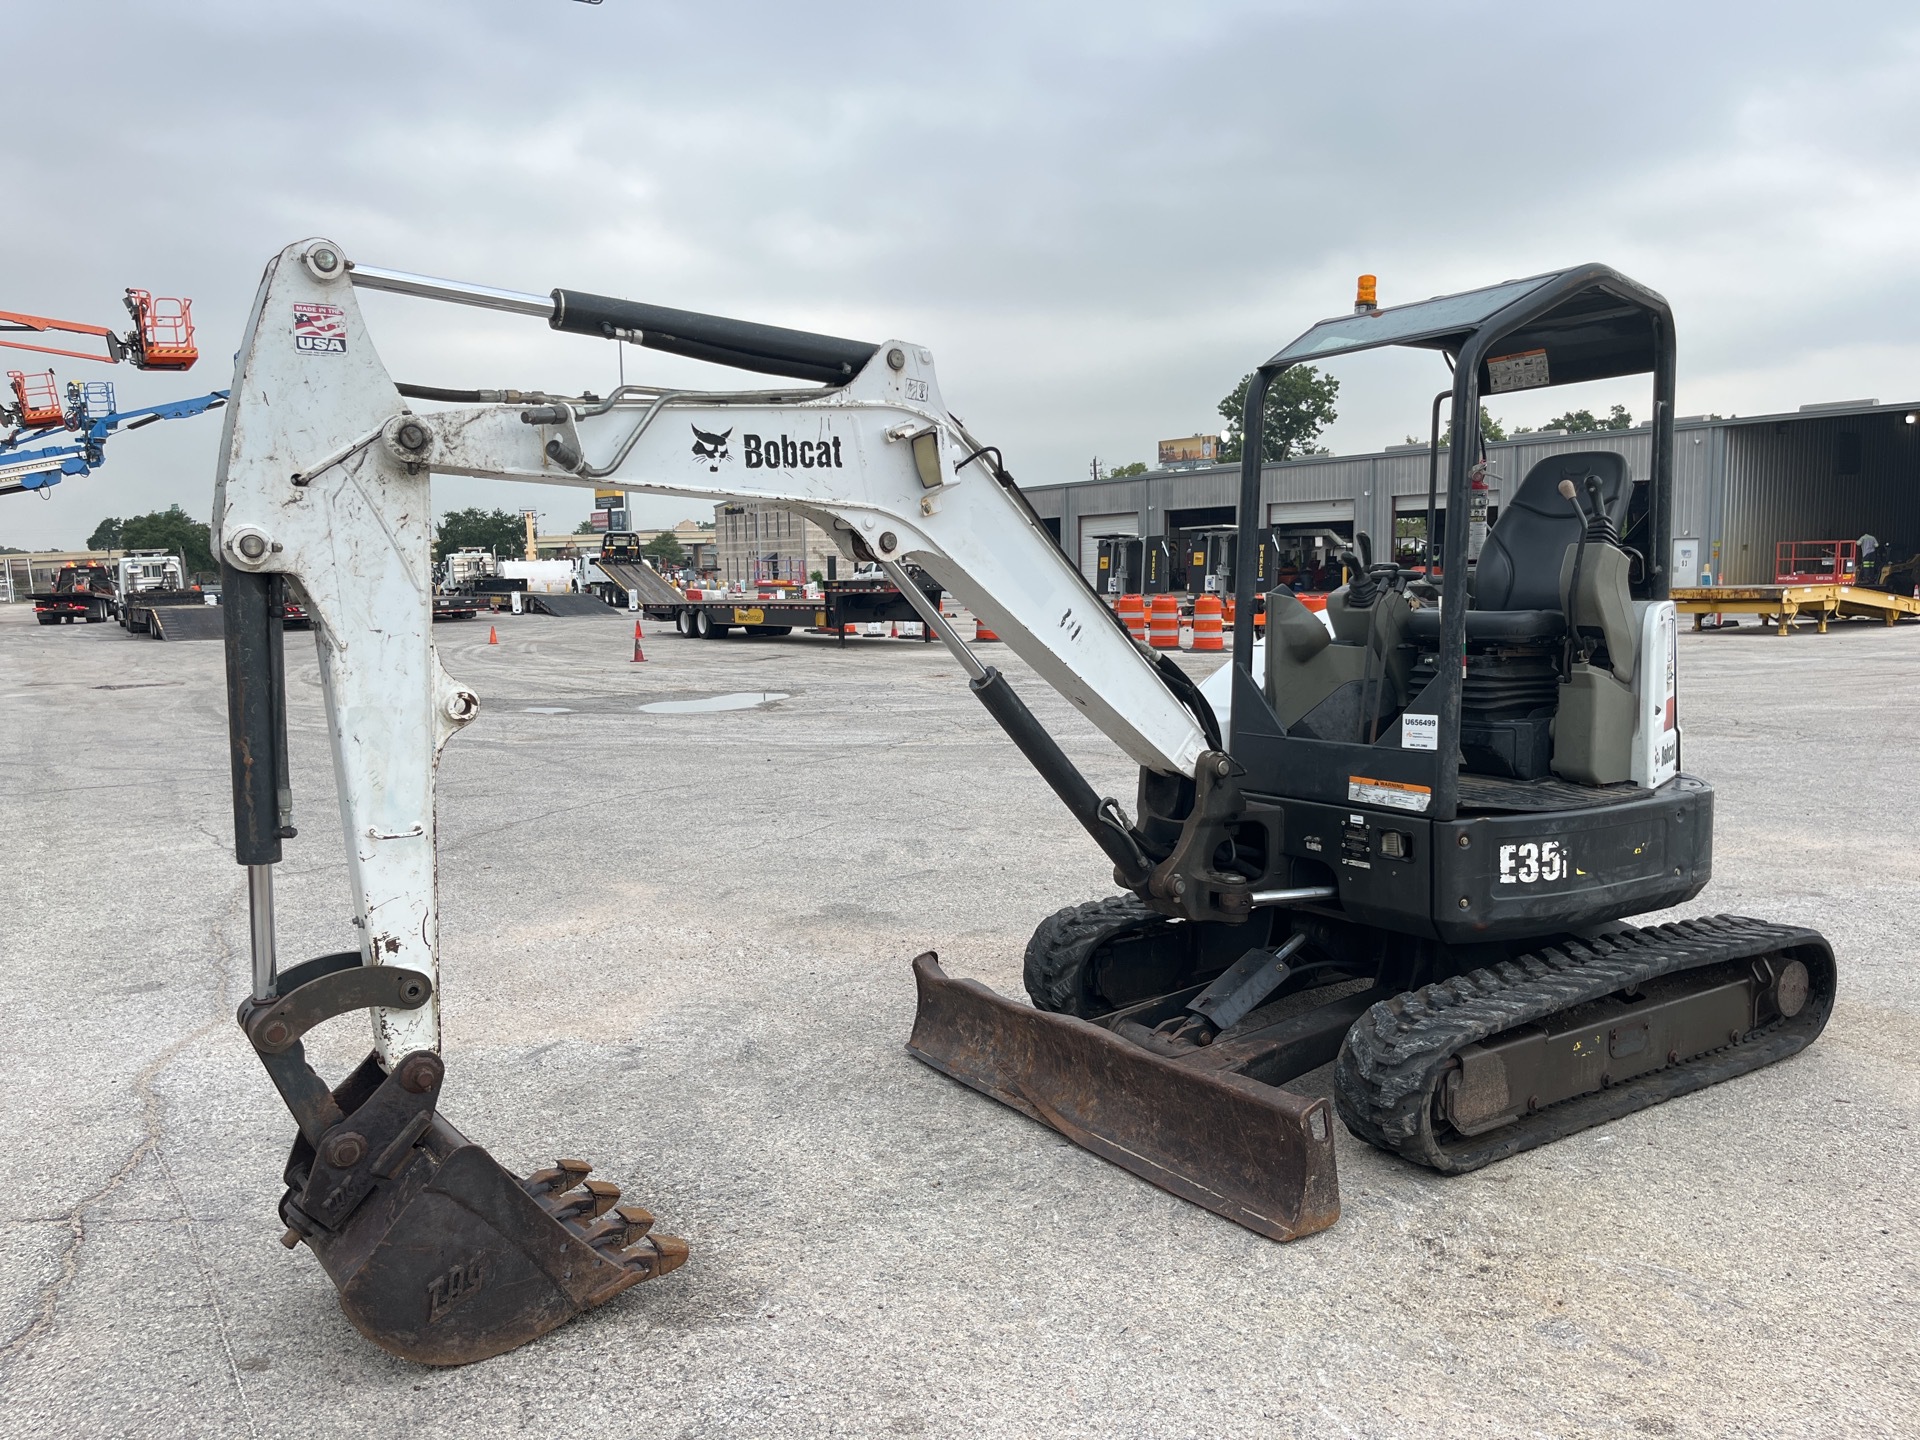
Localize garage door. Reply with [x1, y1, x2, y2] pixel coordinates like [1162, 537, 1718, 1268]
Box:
[1392, 490, 1500, 512]
[1078, 512, 1139, 585]
[1267, 500, 1355, 527]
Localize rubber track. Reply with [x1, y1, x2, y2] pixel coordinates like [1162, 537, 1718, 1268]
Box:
[1022, 895, 1162, 1017]
[1334, 913, 1835, 1173]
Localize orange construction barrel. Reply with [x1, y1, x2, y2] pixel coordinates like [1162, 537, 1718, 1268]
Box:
[1115, 592, 1148, 643]
[1147, 594, 1181, 650]
[1192, 594, 1225, 652]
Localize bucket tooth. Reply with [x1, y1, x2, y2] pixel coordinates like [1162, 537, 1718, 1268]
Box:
[523, 1158, 592, 1196]
[620, 1232, 689, 1281]
[548, 1177, 622, 1220]
[585, 1204, 656, 1249]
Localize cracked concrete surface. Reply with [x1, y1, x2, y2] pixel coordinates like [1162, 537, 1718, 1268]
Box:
[2, 601, 1917, 1438]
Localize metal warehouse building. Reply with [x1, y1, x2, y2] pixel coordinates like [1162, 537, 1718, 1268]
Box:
[1023, 400, 1920, 592]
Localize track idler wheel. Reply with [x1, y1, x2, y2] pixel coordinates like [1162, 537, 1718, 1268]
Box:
[241, 954, 686, 1365]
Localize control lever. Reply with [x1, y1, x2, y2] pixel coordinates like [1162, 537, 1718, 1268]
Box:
[1559, 478, 1593, 664]
[1336, 549, 1380, 607]
[1582, 474, 1621, 546]
[1154, 934, 1310, 1046]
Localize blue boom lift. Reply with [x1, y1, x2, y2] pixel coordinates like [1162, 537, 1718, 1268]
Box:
[0, 372, 226, 497]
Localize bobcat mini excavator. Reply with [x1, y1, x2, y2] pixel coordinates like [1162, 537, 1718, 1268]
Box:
[216, 240, 1834, 1365]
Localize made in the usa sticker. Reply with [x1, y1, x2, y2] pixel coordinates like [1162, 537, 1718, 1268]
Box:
[293, 302, 347, 354]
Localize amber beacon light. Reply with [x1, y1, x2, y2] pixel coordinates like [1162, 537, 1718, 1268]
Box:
[1354, 274, 1379, 314]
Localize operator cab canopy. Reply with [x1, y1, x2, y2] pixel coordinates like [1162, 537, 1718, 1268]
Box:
[1265, 264, 1666, 388]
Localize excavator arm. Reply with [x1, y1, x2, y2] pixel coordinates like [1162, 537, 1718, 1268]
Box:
[213, 239, 1234, 1364]
[216, 238, 1209, 1046]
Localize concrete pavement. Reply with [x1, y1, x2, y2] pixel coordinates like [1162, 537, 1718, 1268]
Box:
[2, 601, 1915, 1438]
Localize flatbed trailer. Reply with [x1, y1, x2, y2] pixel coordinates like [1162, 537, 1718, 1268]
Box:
[656, 573, 945, 644]
[120, 588, 211, 634]
[589, 554, 684, 608]
[1673, 583, 1920, 635]
[144, 604, 225, 641]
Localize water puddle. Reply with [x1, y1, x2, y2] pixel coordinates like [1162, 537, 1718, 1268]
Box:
[639, 691, 790, 715]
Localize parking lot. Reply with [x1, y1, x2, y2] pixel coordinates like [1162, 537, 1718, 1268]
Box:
[3, 604, 1917, 1438]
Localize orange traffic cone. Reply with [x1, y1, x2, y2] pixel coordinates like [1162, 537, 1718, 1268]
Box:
[487, 625, 498, 645]
[632, 620, 646, 663]
[975, 620, 1000, 642]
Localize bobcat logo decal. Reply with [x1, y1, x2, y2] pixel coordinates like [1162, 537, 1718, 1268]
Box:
[690, 425, 732, 472]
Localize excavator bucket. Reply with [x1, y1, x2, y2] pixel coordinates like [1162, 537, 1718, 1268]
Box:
[905, 954, 1341, 1242]
[241, 956, 685, 1366]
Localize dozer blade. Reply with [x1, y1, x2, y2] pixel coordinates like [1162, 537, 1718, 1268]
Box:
[906, 953, 1340, 1242]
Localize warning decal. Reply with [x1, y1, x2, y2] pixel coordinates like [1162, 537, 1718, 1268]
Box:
[1348, 775, 1432, 813]
[293, 303, 347, 354]
[1487, 347, 1549, 393]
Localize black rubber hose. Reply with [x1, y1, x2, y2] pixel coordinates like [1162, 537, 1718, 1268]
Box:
[969, 667, 1152, 887]
[396, 382, 486, 403]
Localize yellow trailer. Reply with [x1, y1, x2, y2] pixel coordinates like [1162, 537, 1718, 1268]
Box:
[1672, 584, 1920, 635]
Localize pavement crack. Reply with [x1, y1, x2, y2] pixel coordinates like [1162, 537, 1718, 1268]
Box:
[0, 1019, 214, 1367]
[1, 896, 247, 1388]
[155, 1143, 263, 1440]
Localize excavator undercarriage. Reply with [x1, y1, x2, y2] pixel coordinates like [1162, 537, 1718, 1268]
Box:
[214, 240, 1834, 1364]
[912, 901, 1834, 1241]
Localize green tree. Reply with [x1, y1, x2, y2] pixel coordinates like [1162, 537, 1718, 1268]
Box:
[643, 532, 688, 566]
[1217, 366, 1340, 463]
[88, 517, 124, 549]
[1537, 404, 1633, 434]
[119, 505, 216, 577]
[1436, 408, 1520, 449]
[1107, 461, 1148, 478]
[573, 520, 597, 535]
[434, 507, 526, 562]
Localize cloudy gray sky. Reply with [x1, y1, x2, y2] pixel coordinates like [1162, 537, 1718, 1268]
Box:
[5, 1, 1916, 550]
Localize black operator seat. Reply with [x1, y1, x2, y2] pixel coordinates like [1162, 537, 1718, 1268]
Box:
[1405, 450, 1633, 643]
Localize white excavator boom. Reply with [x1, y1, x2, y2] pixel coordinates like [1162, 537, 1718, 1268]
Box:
[213, 238, 1209, 1062]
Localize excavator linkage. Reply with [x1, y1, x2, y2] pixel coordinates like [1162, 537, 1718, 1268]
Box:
[907, 954, 1341, 1241]
[239, 954, 685, 1366]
